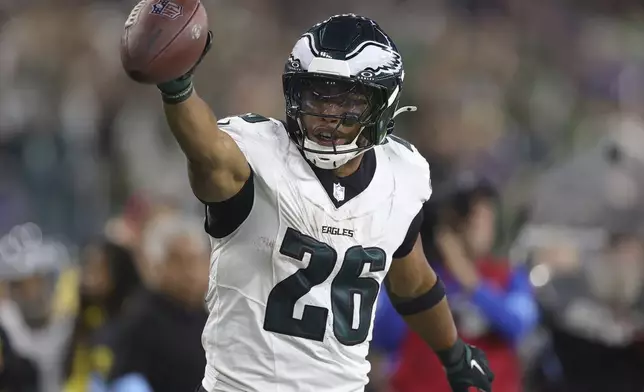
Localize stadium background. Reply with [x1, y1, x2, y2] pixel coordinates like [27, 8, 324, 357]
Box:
[0, 0, 644, 391]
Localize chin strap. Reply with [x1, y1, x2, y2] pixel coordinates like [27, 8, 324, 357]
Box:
[393, 105, 417, 119]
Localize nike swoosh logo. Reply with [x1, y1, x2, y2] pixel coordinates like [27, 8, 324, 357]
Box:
[470, 359, 485, 375]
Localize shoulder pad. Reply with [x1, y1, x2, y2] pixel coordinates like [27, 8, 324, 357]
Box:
[217, 113, 279, 131]
[216, 114, 288, 169]
[216, 114, 285, 148]
[382, 135, 432, 202]
[384, 135, 425, 166]
[387, 135, 415, 152]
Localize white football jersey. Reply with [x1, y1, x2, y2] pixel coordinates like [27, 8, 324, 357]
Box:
[201, 114, 431, 392]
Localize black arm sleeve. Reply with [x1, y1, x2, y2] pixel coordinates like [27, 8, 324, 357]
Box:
[392, 206, 424, 259]
[203, 170, 255, 238]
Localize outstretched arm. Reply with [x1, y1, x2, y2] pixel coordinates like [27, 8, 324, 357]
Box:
[157, 34, 250, 203]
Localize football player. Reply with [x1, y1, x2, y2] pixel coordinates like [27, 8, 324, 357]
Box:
[152, 14, 494, 392]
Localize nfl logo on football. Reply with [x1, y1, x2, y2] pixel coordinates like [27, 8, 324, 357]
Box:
[149, 0, 183, 20]
[333, 183, 345, 202]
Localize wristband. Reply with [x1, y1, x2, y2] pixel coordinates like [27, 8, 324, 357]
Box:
[157, 76, 194, 104]
[436, 338, 466, 368]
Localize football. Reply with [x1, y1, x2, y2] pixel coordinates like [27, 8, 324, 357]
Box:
[120, 0, 208, 84]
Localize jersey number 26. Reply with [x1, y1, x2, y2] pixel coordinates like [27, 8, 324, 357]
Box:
[263, 228, 386, 346]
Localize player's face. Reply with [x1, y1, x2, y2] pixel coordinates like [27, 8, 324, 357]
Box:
[299, 79, 373, 148]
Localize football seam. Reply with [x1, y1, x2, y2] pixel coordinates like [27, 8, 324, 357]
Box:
[144, 2, 202, 72]
[122, 2, 148, 75]
[122, 20, 131, 71]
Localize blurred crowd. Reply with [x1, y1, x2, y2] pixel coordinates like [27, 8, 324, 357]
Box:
[1, 0, 644, 391]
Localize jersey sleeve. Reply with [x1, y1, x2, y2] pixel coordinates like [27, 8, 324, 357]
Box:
[385, 135, 433, 204]
[392, 206, 424, 259]
[203, 114, 286, 238]
[216, 113, 288, 171]
[384, 136, 433, 258]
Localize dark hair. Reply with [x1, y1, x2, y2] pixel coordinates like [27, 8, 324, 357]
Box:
[420, 174, 499, 263]
[440, 172, 498, 223]
[63, 238, 142, 379]
[98, 241, 142, 316]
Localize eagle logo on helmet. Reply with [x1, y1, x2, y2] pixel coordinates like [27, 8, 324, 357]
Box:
[289, 34, 402, 79]
[350, 44, 403, 78]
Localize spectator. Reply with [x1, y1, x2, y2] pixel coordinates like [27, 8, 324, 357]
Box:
[64, 238, 142, 392]
[372, 175, 538, 392]
[526, 228, 644, 392]
[91, 214, 209, 392]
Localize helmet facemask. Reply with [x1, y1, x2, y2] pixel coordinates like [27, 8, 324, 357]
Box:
[285, 74, 389, 169]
